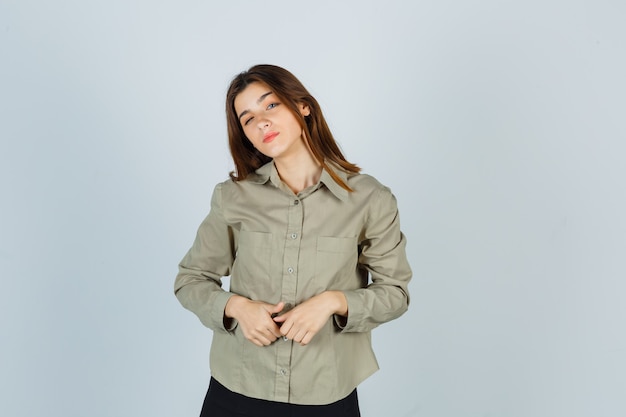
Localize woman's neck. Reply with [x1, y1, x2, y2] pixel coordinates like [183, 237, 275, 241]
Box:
[274, 151, 322, 194]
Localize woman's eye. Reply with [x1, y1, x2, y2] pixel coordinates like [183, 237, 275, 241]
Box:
[267, 103, 279, 110]
[243, 117, 253, 126]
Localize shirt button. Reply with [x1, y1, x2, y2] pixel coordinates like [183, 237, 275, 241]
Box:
[280, 369, 287, 376]
[294, 200, 299, 205]
[290, 233, 297, 239]
[283, 336, 289, 341]
[287, 267, 294, 274]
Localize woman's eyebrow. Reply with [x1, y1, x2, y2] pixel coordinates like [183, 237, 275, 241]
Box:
[238, 91, 273, 120]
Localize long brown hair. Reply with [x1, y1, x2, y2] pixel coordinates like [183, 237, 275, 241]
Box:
[225, 64, 360, 191]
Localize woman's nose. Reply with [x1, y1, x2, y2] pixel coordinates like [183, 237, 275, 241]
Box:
[257, 118, 270, 129]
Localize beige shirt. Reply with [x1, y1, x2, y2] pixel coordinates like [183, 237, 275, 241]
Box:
[175, 161, 412, 405]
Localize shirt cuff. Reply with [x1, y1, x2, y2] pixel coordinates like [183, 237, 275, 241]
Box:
[211, 291, 238, 332]
[334, 290, 365, 332]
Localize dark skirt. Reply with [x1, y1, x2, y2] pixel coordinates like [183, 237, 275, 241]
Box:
[200, 377, 361, 417]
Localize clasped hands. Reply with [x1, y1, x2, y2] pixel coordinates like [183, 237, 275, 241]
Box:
[224, 291, 348, 347]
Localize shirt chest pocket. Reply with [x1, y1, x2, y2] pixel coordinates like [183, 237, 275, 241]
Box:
[315, 236, 358, 287]
[233, 231, 273, 293]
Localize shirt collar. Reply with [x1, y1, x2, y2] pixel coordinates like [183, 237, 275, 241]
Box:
[246, 162, 273, 184]
[248, 161, 349, 202]
[319, 162, 349, 202]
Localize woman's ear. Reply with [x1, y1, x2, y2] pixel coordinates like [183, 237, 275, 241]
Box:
[299, 103, 311, 117]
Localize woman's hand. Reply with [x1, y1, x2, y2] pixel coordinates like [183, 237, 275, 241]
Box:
[273, 291, 348, 346]
[225, 295, 284, 347]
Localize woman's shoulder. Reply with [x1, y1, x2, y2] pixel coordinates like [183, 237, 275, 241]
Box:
[325, 161, 387, 193]
[345, 173, 400, 218]
[212, 173, 269, 199]
[346, 171, 390, 194]
[214, 176, 246, 193]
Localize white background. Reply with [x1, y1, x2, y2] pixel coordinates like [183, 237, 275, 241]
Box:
[1, 1, 625, 416]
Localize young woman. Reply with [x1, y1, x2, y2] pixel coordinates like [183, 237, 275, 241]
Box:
[175, 64, 412, 417]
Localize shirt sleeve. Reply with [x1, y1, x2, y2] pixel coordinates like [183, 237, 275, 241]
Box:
[339, 185, 412, 333]
[174, 183, 238, 332]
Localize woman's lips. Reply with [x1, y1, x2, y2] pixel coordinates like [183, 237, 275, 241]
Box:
[263, 132, 279, 143]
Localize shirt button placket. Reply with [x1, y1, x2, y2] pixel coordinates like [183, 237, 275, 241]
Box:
[275, 196, 303, 401]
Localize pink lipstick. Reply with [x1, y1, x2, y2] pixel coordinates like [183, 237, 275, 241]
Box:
[263, 132, 279, 143]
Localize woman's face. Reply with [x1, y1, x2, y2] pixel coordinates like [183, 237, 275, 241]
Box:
[234, 82, 310, 161]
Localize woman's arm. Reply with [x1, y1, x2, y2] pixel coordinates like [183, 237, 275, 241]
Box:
[339, 185, 412, 333]
[174, 183, 238, 332]
[175, 183, 288, 346]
